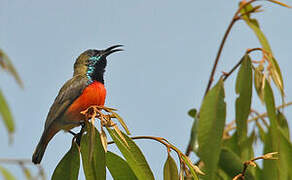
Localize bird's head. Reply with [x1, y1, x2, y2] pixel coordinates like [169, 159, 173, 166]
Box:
[73, 45, 123, 83]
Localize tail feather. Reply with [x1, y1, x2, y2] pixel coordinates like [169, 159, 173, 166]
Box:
[32, 126, 58, 164]
[32, 140, 48, 164]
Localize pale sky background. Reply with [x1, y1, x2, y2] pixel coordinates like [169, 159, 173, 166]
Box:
[1, 0, 292, 179]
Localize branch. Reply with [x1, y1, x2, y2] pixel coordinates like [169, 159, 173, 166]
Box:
[222, 47, 265, 81]
[203, 0, 257, 97]
[108, 136, 204, 176]
[233, 152, 278, 180]
[0, 158, 46, 179]
[224, 101, 292, 133]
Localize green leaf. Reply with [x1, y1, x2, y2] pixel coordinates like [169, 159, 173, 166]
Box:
[269, 56, 284, 97]
[51, 141, 80, 180]
[240, 3, 284, 97]
[235, 55, 252, 159]
[216, 169, 229, 180]
[240, 3, 272, 53]
[262, 128, 278, 180]
[264, 80, 278, 129]
[256, 121, 266, 142]
[218, 148, 255, 180]
[163, 154, 179, 180]
[188, 109, 197, 118]
[0, 49, 23, 88]
[262, 81, 279, 178]
[112, 112, 131, 135]
[241, 132, 256, 161]
[107, 128, 154, 180]
[106, 151, 137, 180]
[0, 89, 15, 140]
[223, 132, 240, 156]
[278, 130, 292, 179]
[276, 110, 290, 140]
[0, 166, 16, 180]
[188, 114, 199, 153]
[198, 79, 226, 180]
[81, 123, 106, 180]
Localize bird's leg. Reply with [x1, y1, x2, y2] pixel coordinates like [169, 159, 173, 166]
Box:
[75, 122, 86, 146]
[69, 130, 76, 136]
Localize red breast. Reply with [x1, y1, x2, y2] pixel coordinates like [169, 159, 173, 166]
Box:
[65, 81, 106, 122]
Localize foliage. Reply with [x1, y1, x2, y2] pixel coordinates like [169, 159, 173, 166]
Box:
[185, 0, 292, 179]
[0, 0, 291, 179]
[0, 49, 23, 141]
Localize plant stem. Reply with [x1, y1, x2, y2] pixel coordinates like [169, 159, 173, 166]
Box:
[225, 101, 292, 133]
[203, 0, 257, 97]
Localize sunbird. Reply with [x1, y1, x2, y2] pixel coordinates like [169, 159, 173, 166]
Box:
[32, 45, 123, 164]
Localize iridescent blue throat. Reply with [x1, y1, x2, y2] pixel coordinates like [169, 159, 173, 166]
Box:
[86, 56, 101, 84]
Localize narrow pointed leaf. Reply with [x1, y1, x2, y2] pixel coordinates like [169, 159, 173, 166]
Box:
[267, 0, 292, 8]
[269, 56, 284, 97]
[181, 156, 199, 180]
[52, 141, 80, 180]
[240, 3, 272, 53]
[254, 67, 265, 103]
[0, 89, 15, 139]
[112, 112, 130, 135]
[240, 3, 284, 97]
[163, 154, 179, 180]
[264, 80, 277, 129]
[278, 130, 292, 179]
[0, 49, 23, 88]
[235, 55, 252, 159]
[263, 80, 279, 178]
[106, 151, 137, 180]
[0, 166, 16, 180]
[81, 123, 106, 180]
[262, 128, 278, 180]
[107, 128, 154, 180]
[223, 132, 240, 156]
[198, 79, 226, 180]
[256, 121, 266, 142]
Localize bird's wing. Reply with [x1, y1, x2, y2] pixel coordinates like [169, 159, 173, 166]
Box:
[44, 75, 88, 129]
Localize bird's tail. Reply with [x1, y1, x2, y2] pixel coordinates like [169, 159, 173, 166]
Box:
[32, 127, 58, 164]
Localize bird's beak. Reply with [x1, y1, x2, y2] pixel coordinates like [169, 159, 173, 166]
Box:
[103, 45, 124, 57]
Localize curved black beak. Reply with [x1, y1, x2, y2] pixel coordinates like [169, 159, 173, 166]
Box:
[103, 45, 124, 57]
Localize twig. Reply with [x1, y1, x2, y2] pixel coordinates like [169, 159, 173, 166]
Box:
[108, 136, 180, 156]
[224, 101, 292, 133]
[108, 136, 204, 176]
[233, 152, 278, 180]
[222, 57, 245, 81]
[250, 108, 269, 127]
[203, 0, 257, 97]
[222, 47, 265, 81]
[0, 158, 32, 164]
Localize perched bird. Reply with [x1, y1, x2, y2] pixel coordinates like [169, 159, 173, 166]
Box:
[32, 45, 123, 164]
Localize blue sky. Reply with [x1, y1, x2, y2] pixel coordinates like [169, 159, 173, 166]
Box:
[1, 0, 291, 179]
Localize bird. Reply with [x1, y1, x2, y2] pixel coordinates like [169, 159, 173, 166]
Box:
[32, 45, 123, 164]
